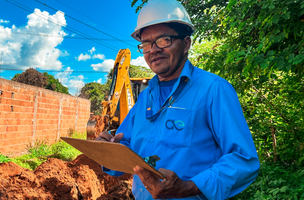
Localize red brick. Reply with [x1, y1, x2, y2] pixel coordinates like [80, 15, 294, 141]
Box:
[0, 104, 10, 112]
[12, 87, 19, 93]
[0, 126, 6, 133]
[11, 99, 20, 106]
[7, 119, 17, 125]
[7, 126, 18, 132]
[0, 112, 6, 119]
[19, 88, 25, 94]
[7, 85, 12, 92]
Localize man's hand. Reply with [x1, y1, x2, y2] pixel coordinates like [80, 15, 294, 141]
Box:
[95, 131, 124, 143]
[133, 166, 202, 199]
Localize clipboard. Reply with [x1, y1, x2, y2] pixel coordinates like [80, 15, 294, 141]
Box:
[61, 137, 164, 179]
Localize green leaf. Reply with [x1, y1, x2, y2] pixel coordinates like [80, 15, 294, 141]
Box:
[254, 54, 264, 64]
[268, 4, 275, 9]
[282, 12, 290, 20]
[280, 186, 288, 192]
[288, 53, 295, 60]
[245, 27, 253, 34]
[276, 60, 285, 69]
[267, 50, 275, 56]
[260, 61, 269, 69]
[272, 14, 280, 24]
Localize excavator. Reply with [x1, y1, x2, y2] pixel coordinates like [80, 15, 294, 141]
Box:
[86, 49, 151, 140]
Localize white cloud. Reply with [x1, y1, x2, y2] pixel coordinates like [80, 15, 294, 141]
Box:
[91, 59, 114, 72]
[77, 53, 91, 61]
[54, 67, 73, 87]
[92, 53, 105, 60]
[60, 50, 69, 57]
[89, 47, 96, 54]
[97, 78, 102, 83]
[0, 9, 67, 70]
[0, 19, 9, 24]
[131, 56, 149, 68]
[55, 67, 85, 95]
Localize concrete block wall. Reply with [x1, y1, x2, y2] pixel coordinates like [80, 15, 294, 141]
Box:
[0, 78, 91, 155]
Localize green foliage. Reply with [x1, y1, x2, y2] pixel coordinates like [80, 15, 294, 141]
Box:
[79, 82, 110, 115]
[230, 162, 304, 199]
[43, 72, 70, 94]
[187, 0, 304, 165]
[25, 139, 52, 158]
[50, 132, 85, 161]
[11, 70, 69, 95]
[129, 65, 154, 78]
[0, 153, 11, 163]
[131, 0, 304, 198]
[9, 132, 85, 170]
[11, 73, 20, 80]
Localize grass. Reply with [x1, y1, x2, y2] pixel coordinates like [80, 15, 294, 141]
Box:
[0, 132, 86, 170]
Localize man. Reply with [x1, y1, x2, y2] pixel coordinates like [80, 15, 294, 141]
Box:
[97, 0, 260, 199]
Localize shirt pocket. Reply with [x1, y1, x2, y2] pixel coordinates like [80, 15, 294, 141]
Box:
[158, 107, 194, 148]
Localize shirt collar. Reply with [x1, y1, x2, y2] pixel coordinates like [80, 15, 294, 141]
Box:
[148, 59, 194, 90]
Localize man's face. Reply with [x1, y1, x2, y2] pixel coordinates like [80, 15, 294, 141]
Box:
[140, 24, 190, 81]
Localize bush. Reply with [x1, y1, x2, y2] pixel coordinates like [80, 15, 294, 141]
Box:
[231, 162, 304, 199]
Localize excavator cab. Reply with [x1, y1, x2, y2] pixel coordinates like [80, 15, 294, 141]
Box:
[130, 78, 150, 102]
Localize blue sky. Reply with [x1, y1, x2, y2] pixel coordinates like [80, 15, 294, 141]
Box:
[0, 0, 149, 95]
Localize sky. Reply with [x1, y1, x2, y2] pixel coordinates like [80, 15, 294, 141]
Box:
[0, 0, 149, 95]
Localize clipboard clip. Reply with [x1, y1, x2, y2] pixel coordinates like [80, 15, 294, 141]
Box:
[143, 155, 161, 168]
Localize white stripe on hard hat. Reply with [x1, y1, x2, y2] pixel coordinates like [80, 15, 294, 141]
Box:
[131, 0, 195, 41]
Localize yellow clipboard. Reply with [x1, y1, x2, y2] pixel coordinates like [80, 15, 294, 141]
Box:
[61, 137, 164, 179]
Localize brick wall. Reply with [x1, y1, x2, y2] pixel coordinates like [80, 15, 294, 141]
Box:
[0, 78, 91, 155]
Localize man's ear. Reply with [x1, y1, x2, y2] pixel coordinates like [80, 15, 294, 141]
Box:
[183, 36, 191, 54]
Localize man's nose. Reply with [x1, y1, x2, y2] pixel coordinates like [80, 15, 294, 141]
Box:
[150, 43, 162, 54]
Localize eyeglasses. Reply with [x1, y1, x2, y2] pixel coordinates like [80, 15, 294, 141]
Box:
[137, 35, 186, 54]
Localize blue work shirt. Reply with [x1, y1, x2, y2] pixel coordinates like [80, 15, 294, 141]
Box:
[107, 60, 260, 200]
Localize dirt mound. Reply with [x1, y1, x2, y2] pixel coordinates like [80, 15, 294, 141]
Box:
[0, 155, 133, 200]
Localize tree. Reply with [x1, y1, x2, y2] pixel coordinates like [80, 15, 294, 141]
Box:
[129, 64, 154, 78]
[79, 82, 111, 115]
[131, 0, 304, 165]
[12, 69, 70, 95]
[12, 68, 48, 88]
[43, 72, 69, 94]
[107, 64, 154, 79]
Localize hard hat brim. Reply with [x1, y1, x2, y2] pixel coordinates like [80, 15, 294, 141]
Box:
[131, 20, 195, 42]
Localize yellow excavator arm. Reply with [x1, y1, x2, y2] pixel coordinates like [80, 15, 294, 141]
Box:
[87, 49, 150, 140]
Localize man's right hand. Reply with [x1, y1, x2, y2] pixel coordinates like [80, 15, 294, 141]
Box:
[95, 131, 124, 143]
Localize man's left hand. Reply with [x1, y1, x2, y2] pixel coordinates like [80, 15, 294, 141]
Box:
[133, 166, 202, 199]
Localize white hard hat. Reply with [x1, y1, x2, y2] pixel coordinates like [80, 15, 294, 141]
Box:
[131, 0, 195, 41]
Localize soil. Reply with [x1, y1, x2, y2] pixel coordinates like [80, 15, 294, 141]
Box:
[0, 154, 134, 200]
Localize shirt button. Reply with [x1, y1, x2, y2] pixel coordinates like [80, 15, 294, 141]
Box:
[140, 188, 143, 192]
[149, 139, 153, 142]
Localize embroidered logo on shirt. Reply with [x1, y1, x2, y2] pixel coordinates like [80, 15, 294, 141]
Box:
[165, 120, 185, 131]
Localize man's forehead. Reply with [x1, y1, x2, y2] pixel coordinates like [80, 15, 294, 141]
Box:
[140, 24, 177, 41]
